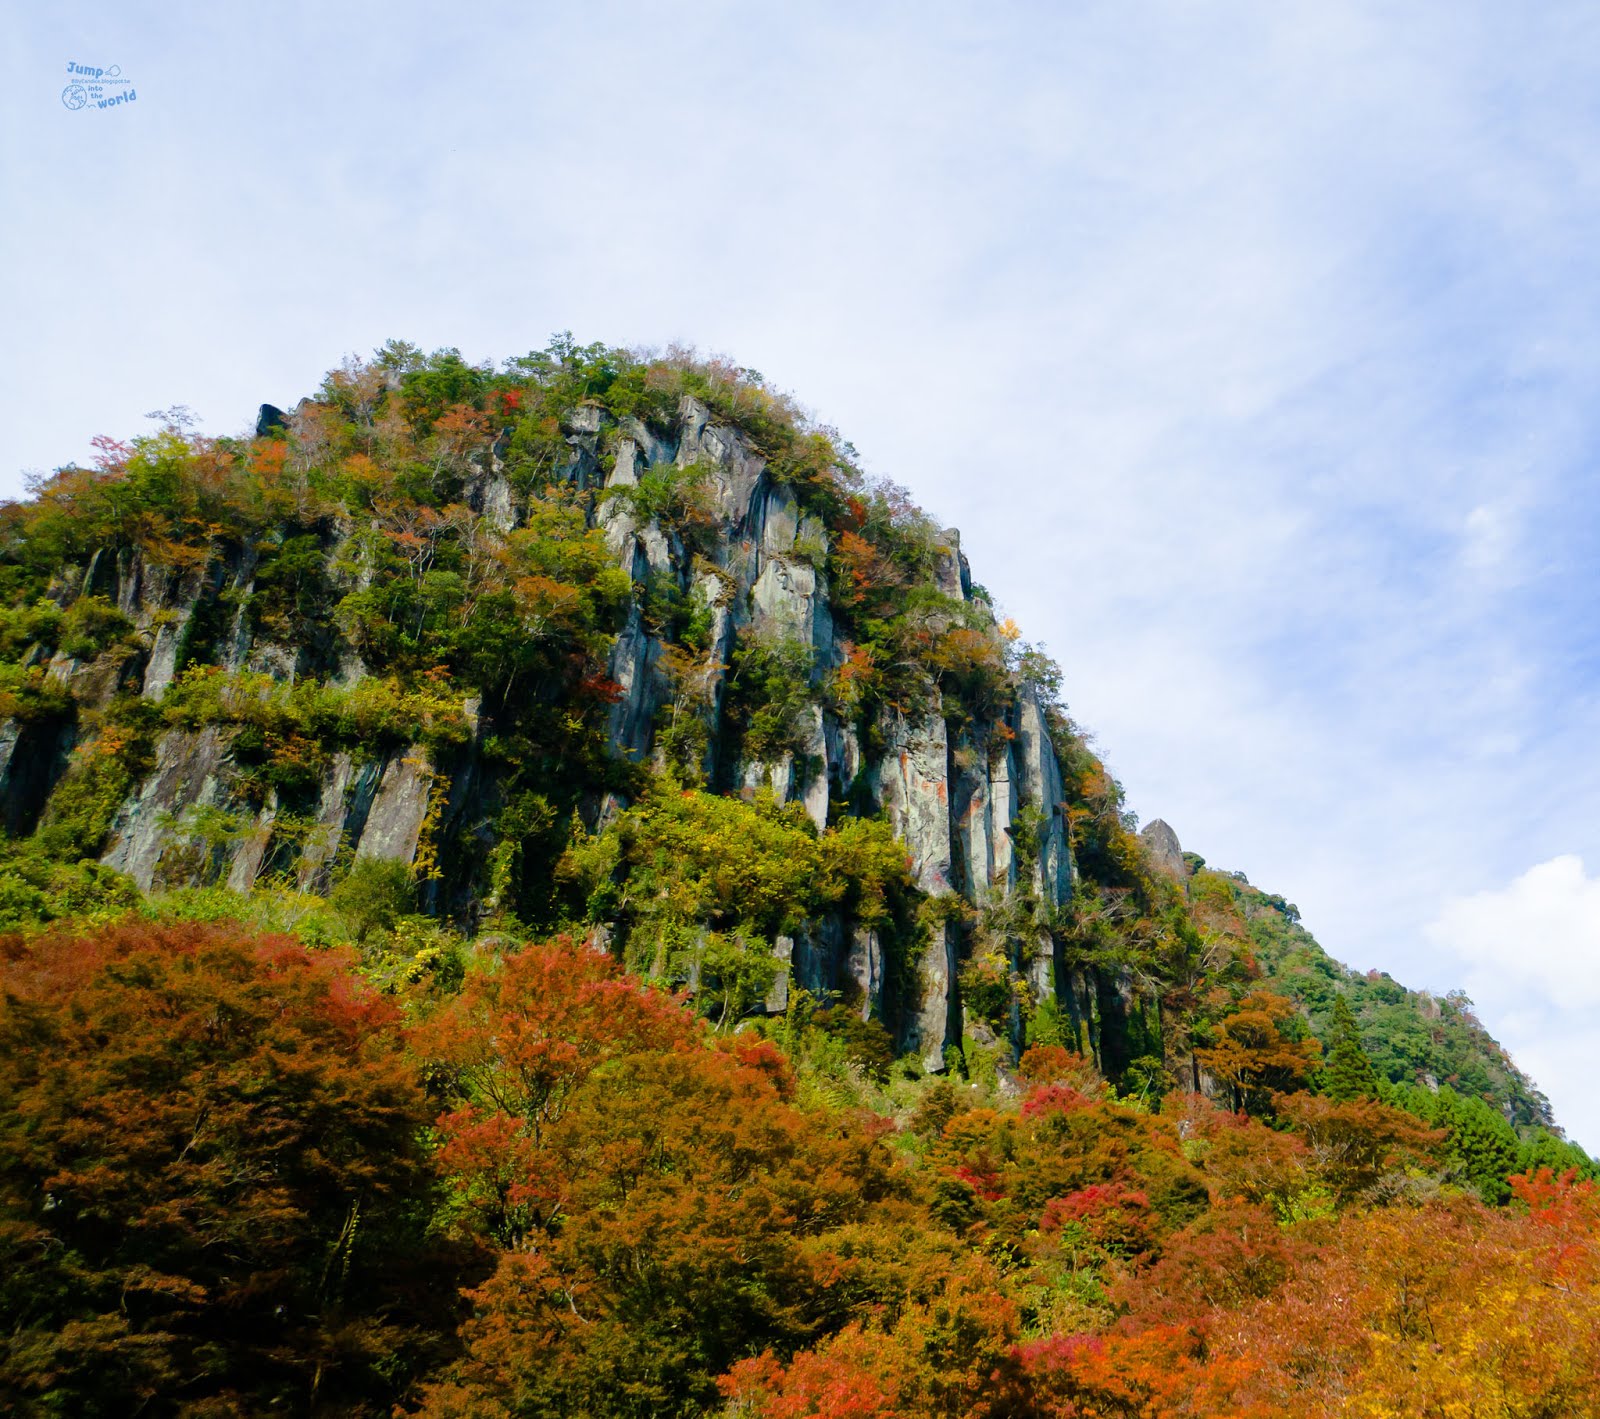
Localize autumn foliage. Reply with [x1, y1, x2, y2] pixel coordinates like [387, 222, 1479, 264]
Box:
[411, 936, 697, 1245]
[1195, 988, 1320, 1115]
[0, 920, 456, 1415]
[414, 982, 1600, 1419]
[0, 340, 1593, 1419]
[1, 924, 1597, 1416]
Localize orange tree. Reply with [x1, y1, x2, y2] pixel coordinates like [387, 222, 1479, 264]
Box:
[1274, 1092, 1447, 1204]
[417, 1041, 919, 1418]
[1194, 1177, 1600, 1415]
[410, 935, 697, 1246]
[718, 1266, 1020, 1419]
[0, 920, 457, 1416]
[413, 937, 941, 1419]
[1196, 990, 1320, 1116]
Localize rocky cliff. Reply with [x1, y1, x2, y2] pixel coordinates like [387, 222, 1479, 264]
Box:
[0, 361, 1093, 1071]
[522, 391, 1077, 1065]
[0, 341, 1558, 1116]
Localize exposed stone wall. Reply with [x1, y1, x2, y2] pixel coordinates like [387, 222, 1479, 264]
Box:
[8, 395, 1083, 1068]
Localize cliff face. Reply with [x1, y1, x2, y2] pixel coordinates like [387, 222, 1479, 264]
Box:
[0, 343, 1558, 1123]
[557, 394, 1076, 1064]
[0, 389, 1081, 1069]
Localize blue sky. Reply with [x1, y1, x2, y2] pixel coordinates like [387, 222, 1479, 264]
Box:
[5, 2, 1600, 1147]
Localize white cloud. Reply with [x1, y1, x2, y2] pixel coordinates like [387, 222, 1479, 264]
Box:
[1461, 502, 1518, 575]
[1428, 855, 1600, 1007]
[1427, 856, 1600, 1151]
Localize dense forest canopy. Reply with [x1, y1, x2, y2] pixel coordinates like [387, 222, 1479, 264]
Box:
[0, 339, 1594, 1416]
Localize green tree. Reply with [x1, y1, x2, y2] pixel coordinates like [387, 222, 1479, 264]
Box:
[1321, 993, 1380, 1102]
[1388, 1082, 1524, 1204]
[330, 854, 416, 940]
[1443, 1090, 1525, 1204]
[1517, 1127, 1599, 1182]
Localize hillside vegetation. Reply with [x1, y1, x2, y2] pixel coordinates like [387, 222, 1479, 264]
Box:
[0, 339, 1594, 1416]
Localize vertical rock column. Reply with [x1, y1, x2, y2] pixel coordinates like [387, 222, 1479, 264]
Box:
[870, 708, 960, 1069]
[1014, 689, 1074, 1002]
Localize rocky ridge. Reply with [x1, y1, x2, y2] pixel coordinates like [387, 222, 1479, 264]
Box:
[0, 346, 1559, 1123]
[1, 392, 1083, 1070]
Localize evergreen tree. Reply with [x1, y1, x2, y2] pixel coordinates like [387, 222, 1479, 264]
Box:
[1517, 1127, 1600, 1182]
[1322, 993, 1380, 1102]
[1441, 1088, 1524, 1204]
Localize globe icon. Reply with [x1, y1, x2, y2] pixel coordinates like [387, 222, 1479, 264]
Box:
[62, 84, 88, 110]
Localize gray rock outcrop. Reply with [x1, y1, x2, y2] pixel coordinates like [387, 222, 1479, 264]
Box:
[14, 392, 1087, 1069]
[1140, 818, 1188, 882]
